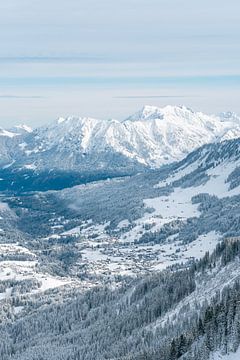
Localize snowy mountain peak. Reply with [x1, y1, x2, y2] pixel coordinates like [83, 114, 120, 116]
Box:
[219, 111, 240, 123]
[126, 105, 164, 121]
[13, 124, 33, 134]
[57, 117, 66, 124]
[0, 124, 32, 139]
[126, 105, 200, 122]
[0, 128, 18, 138]
[55, 116, 99, 127]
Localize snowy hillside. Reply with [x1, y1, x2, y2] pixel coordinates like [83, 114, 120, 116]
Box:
[1, 105, 240, 171]
[211, 349, 240, 360]
[1, 237, 240, 360]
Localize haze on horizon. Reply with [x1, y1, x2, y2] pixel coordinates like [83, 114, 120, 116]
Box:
[0, 0, 239, 127]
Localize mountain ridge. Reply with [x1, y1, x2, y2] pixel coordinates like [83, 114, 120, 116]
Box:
[1, 105, 240, 172]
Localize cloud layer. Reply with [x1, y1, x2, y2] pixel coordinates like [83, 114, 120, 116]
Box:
[0, 0, 239, 126]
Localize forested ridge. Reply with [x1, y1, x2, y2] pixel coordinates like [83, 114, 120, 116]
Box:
[0, 239, 240, 360]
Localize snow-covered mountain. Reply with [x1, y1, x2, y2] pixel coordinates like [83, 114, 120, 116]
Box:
[0, 124, 32, 138]
[1, 105, 240, 171]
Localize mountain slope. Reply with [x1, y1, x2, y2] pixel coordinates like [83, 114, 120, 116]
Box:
[1, 238, 240, 360]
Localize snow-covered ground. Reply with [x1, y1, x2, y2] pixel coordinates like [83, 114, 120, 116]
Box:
[211, 348, 240, 359]
[0, 258, 71, 293]
[0, 243, 37, 257]
[118, 182, 200, 244]
[201, 161, 240, 198]
[118, 155, 240, 244]
[0, 243, 73, 302]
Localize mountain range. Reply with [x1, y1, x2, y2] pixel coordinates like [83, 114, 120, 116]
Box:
[1, 105, 240, 173]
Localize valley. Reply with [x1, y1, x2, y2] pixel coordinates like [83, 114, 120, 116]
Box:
[0, 109, 240, 359]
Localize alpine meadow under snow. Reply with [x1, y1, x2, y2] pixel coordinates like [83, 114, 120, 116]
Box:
[0, 105, 240, 359]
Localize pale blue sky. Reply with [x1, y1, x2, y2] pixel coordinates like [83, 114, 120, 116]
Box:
[0, 0, 239, 126]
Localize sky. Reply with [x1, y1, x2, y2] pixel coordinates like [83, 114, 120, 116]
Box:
[0, 0, 239, 127]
